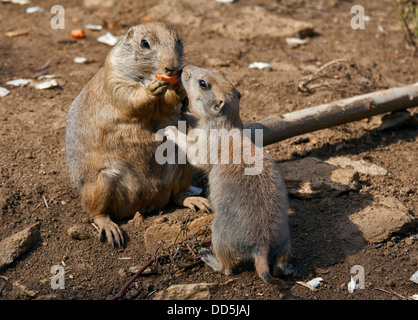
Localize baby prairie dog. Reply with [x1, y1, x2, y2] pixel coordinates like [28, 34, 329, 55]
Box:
[65, 23, 210, 247]
[165, 65, 291, 284]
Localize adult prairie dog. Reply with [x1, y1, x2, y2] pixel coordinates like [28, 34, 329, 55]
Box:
[65, 23, 210, 247]
[165, 65, 291, 284]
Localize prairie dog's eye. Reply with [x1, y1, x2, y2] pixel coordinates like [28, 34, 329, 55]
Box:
[199, 79, 210, 90]
[141, 39, 150, 49]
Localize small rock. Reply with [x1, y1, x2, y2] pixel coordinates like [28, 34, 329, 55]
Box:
[384, 279, 395, 288]
[314, 267, 329, 275]
[410, 271, 418, 284]
[97, 32, 121, 46]
[74, 57, 89, 64]
[0, 87, 10, 97]
[118, 268, 127, 278]
[26, 6, 43, 13]
[129, 265, 152, 275]
[285, 37, 307, 47]
[404, 237, 414, 245]
[187, 214, 214, 237]
[13, 281, 38, 298]
[85, 24, 103, 31]
[67, 224, 93, 240]
[378, 110, 418, 131]
[35, 79, 59, 90]
[153, 283, 216, 300]
[248, 62, 273, 71]
[338, 196, 415, 244]
[347, 277, 357, 293]
[128, 211, 144, 228]
[6, 79, 31, 86]
[144, 223, 183, 254]
[0, 223, 40, 272]
[306, 277, 323, 288]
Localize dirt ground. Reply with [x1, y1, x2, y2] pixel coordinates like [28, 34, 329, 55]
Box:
[0, 0, 417, 302]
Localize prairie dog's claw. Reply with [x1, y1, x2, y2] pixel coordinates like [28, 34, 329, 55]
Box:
[148, 79, 169, 96]
[95, 216, 124, 248]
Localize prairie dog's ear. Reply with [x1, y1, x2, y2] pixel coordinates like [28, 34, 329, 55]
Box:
[214, 99, 225, 111]
[125, 27, 135, 41]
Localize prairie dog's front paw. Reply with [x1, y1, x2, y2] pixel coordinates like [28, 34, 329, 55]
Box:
[148, 79, 169, 96]
[164, 125, 179, 142]
[94, 216, 124, 248]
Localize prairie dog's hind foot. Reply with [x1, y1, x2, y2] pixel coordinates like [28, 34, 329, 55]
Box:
[94, 216, 124, 248]
[199, 248, 232, 276]
[274, 261, 294, 277]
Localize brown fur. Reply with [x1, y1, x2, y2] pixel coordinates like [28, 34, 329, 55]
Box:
[65, 23, 210, 247]
[178, 65, 291, 284]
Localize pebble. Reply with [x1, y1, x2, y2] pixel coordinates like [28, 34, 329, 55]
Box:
[35, 79, 58, 90]
[384, 279, 395, 288]
[6, 79, 31, 86]
[0, 87, 10, 97]
[67, 224, 93, 240]
[85, 24, 103, 31]
[248, 62, 273, 71]
[404, 237, 413, 245]
[26, 6, 43, 13]
[97, 32, 120, 46]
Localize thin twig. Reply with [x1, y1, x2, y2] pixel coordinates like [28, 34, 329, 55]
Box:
[298, 59, 347, 92]
[42, 196, 49, 208]
[107, 243, 163, 301]
[317, 58, 347, 74]
[375, 288, 411, 300]
[108, 239, 211, 300]
[31, 203, 42, 213]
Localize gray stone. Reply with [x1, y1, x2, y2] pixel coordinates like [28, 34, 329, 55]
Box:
[153, 283, 216, 300]
[0, 223, 40, 271]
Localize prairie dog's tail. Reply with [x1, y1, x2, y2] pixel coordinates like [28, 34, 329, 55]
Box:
[254, 254, 283, 285]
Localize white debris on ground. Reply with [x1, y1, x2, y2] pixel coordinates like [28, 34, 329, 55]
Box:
[0, 87, 10, 97]
[6, 78, 31, 86]
[248, 62, 273, 71]
[26, 6, 43, 13]
[35, 79, 59, 90]
[97, 32, 121, 46]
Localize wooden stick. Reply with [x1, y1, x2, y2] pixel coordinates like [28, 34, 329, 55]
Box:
[107, 244, 163, 301]
[244, 83, 418, 146]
